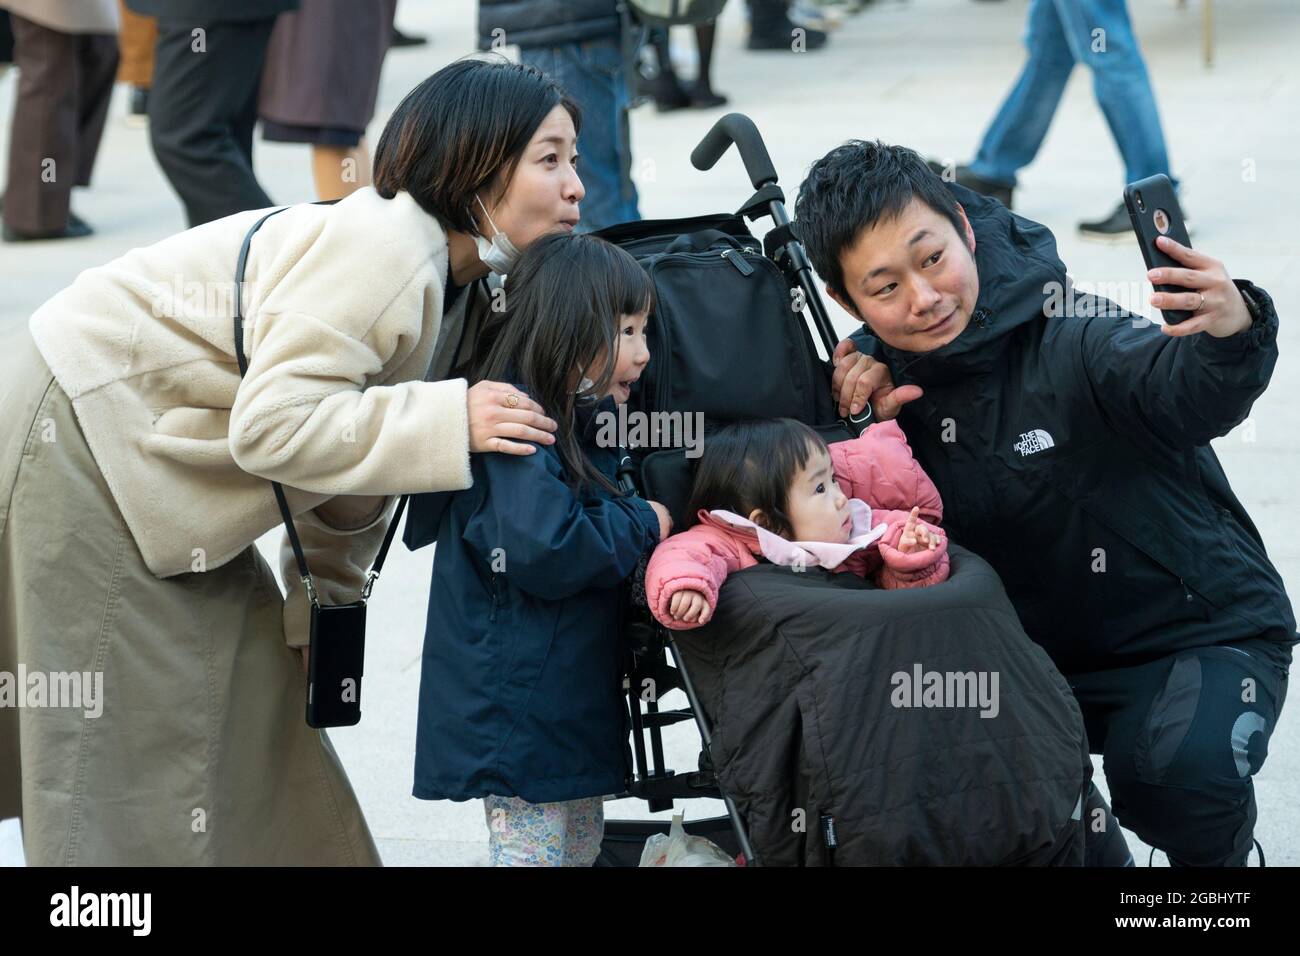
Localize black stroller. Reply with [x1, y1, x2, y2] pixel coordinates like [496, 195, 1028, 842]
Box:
[594, 113, 869, 867]
[592, 114, 1093, 868]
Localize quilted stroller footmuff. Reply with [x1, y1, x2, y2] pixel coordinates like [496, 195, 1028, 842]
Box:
[673, 545, 1091, 866]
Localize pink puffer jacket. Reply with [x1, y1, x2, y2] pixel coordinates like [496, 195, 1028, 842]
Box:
[645, 421, 949, 630]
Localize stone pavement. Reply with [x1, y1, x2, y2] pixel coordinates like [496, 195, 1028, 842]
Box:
[1, 0, 1297, 866]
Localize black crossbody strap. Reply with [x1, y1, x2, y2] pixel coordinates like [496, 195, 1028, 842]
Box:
[232, 204, 408, 607]
[369, 495, 408, 582]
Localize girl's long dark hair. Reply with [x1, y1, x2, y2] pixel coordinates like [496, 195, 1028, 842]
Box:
[685, 418, 827, 538]
[475, 232, 654, 494]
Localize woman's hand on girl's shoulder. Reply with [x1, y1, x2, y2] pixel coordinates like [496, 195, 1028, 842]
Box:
[467, 380, 558, 455]
[648, 500, 673, 541]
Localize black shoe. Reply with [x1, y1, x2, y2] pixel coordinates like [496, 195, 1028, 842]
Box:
[3, 215, 93, 242]
[1078, 202, 1134, 243]
[390, 26, 428, 48]
[688, 85, 729, 109]
[1079, 200, 1195, 242]
[647, 71, 691, 112]
[926, 160, 1014, 208]
[748, 21, 828, 50]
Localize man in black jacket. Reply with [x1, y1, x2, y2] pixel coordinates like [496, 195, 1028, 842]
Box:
[795, 140, 1294, 866]
[128, 0, 298, 226]
[477, 0, 638, 231]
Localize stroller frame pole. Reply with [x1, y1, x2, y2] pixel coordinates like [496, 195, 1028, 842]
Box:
[765, 197, 871, 429]
[765, 197, 840, 362]
[665, 634, 761, 866]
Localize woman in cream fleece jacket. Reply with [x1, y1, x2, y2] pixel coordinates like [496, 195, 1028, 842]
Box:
[0, 58, 586, 865]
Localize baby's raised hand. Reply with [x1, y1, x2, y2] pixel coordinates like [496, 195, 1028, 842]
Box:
[669, 589, 712, 625]
[898, 506, 940, 554]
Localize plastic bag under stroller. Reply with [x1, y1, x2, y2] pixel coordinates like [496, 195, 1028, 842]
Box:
[638, 813, 738, 866]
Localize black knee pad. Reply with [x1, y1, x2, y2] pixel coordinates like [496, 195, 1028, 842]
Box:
[1134, 647, 1283, 788]
[1119, 646, 1285, 865]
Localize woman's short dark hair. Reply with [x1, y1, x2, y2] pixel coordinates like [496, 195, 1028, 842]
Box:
[373, 56, 580, 234]
[476, 232, 655, 495]
[685, 418, 827, 538]
[794, 140, 966, 302]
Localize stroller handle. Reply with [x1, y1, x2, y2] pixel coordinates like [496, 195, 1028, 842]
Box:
[690, 113, 779, 190]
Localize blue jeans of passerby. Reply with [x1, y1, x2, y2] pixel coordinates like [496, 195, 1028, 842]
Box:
[969, 0, 1176, 191]
[522, 37, 640, 232]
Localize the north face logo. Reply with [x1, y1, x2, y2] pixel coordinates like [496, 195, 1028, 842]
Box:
[1014, 429, 1055, 456]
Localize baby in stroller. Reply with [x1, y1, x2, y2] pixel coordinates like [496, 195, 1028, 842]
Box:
[642, 420, 1090, 867]
[646, 417, 950, 630]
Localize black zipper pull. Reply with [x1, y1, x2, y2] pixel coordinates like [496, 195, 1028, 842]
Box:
[721, 248, 754, 276]
[971, 307, 990, 329]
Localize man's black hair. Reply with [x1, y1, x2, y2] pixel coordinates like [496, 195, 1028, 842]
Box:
[794, 140, 967, 304]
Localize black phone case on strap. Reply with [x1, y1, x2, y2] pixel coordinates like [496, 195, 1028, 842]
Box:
[232, 204, 407, 729]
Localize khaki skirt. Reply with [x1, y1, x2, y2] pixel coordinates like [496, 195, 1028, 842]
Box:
[0, 332, 380, 865]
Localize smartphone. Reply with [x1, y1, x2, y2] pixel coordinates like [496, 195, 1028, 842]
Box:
[1123, 174, 1194, 324]
[306, 601, 367, 728]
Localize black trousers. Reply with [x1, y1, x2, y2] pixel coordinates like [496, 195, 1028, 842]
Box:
[0, 12, 13, 64]
[1069, 638, 1291, 866]
[748, 0, 793, 32]
[3, 15, 118, 234]
[148, 17, 276, 226]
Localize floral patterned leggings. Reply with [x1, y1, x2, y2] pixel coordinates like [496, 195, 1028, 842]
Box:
[482, 795, 605, 867]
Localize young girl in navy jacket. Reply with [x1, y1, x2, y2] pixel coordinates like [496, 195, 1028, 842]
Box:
[404, 233, 671, 866]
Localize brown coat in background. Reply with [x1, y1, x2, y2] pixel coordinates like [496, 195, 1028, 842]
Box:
[0, 5, 118, 236]
[258, 0, 397, 140]
[0, 0, 118, 34]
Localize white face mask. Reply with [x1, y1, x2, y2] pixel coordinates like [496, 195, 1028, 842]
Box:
[473, 194, 521, 275]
